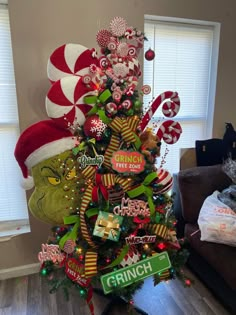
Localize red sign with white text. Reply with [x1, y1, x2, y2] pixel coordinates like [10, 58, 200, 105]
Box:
[65, 258, 91, 287]
[111, 151, 146, 174]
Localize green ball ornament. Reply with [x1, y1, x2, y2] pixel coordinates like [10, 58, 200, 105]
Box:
[134, 100, 142, 110]
[79, 288, 87, 297]
[126, 109, 134, 116]
[41, 268, 47, 276]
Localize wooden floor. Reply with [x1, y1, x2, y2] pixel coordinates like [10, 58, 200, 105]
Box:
[0, 269, 233, 315]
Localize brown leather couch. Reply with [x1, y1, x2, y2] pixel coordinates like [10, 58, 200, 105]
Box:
[177, 164, 236, 313]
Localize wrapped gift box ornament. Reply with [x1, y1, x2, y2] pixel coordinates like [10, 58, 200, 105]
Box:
[93, 211, 123, 242]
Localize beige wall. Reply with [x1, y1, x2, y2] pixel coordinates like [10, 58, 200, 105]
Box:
[2, 0, 235, 270]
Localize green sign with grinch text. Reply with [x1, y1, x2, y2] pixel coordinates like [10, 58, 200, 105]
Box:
[101, 251, 171, 294]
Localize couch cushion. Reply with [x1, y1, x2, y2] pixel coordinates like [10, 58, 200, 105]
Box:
[185, 223, 236, 290]
[178, 164, 231, 223]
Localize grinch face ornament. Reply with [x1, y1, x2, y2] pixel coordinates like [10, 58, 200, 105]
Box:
[29, 150, 84, 225]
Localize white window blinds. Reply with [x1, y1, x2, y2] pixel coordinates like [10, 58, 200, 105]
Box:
[144, 17, 220, 174]
[0, 3, 29, 237]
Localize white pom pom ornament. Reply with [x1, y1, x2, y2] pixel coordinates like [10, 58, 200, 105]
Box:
[21, 176, 34, 190]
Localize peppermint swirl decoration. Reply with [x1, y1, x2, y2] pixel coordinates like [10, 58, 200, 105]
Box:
[142, 85, 151, 95]
[96, 29, 112, 47]
[110, 16, 127, 37]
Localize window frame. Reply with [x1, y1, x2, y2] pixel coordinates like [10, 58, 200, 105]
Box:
[143, 15, 221, 172]
[0, 1, 30, 239]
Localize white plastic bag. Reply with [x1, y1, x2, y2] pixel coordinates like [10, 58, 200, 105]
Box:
[198, 191, 236, 247]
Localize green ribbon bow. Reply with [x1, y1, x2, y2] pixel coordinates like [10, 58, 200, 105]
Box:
[59, 215, 80, 249]
[127, 172, 158, 216]
[84, 89, 112, 124]
[72, 138, 96, 155]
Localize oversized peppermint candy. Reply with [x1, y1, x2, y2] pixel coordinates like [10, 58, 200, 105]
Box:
[47, 43, 98, 83]
[156, 120, 182, 144]
[46, 76, 97, 129]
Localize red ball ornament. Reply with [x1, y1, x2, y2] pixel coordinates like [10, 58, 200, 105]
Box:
[83, 115, 107, 140]
[185, 279, 191, 286]
[145, 48, 155, 61]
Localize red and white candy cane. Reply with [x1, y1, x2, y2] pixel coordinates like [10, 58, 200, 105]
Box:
[156, 120, 182, 144]
[162, 93, 180, 117]
[140, 91, 180, 131]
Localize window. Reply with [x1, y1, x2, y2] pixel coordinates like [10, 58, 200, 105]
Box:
[0, 2, 29, 238]
[143, 16, 220, 174]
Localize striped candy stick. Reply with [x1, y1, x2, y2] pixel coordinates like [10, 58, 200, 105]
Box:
[139, 91, 180, 131]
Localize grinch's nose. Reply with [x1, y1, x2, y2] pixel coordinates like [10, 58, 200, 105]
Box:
[63, 184, 70, 191]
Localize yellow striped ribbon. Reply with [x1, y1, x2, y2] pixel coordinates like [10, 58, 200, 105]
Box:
[159, 269, 170, 281]
[103, 134, 120, 168]
[82, 166, 131, 193]
[102, 173, 115, 186]
[84, 251, 98, 278]
[115, 175, 132, 191]
[146, 224, 168, 238]
[82, 165, 96, 180]
[104, 116, 140, 168]
[109, 117, 136, 143]
[80, 184, 97, 248]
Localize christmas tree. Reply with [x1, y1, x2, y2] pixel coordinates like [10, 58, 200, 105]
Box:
[14, 17, 190, 315]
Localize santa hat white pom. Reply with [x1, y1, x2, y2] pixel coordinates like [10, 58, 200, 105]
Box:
[14, 120, 76, 190]
[21, 176, 34, 190]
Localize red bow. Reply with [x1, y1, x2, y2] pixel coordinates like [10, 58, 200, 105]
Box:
[133, 217, 150, 235]
[92, 173, 108, 203]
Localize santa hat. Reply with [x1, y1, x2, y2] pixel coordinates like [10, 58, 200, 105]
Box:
[14, 119, 77, 190]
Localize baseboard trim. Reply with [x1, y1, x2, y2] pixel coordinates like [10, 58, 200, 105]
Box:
[0, 263, 40, 280]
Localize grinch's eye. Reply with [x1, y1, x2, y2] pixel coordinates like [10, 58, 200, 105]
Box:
[65, 166, 76, 181]
[48, 177, 61, 185]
